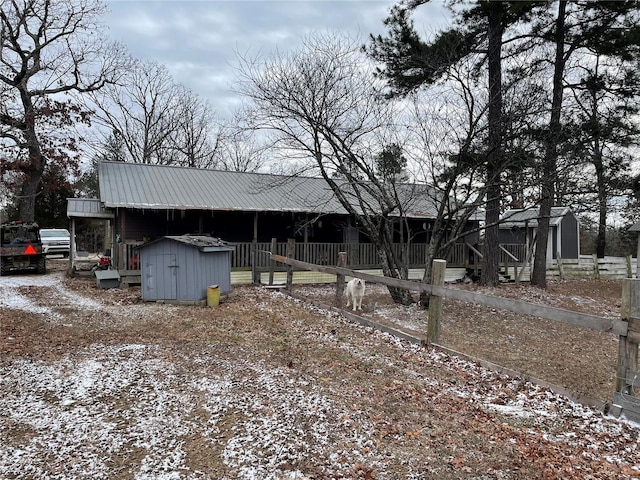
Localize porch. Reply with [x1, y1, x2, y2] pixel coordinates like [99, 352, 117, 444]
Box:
[114, 240, 529, 286]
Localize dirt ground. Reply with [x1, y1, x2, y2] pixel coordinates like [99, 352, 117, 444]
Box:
[1, 258, 639, 479]
[298, 276, 623, 405]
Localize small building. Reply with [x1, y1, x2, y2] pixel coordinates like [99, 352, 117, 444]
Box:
[499, 207, 580, 260]
[137, 235, 234, 303]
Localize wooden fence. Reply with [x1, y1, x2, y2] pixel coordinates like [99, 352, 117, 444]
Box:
[270, 253, 639, 419]
[550, 254, 635, 279]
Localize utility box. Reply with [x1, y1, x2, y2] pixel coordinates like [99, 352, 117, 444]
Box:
[137, 235, 234, 303]
[95, 270, 120, 289]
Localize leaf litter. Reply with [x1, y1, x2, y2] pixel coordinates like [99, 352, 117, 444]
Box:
[0, 263, 639, 479]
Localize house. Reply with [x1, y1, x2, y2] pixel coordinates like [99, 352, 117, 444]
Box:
[93, 161, 479, 268]
[66, 161, 487, 285]
[96, 160, 445, 242]
[499, 207, 580, 260]
[136, 235, 234, 303]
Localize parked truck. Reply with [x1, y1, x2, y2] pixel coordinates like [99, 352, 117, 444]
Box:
[0, 220, 46, 275]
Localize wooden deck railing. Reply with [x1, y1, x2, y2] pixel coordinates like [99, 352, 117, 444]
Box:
[115, 240, 528, 280]
[231, 241, 527, 271]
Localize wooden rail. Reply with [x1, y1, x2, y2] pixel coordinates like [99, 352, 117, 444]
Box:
[270, 254, 627, 336]
[272, 252, 640, 416]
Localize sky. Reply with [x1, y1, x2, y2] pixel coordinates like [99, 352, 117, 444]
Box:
[102, 0, 451, 120]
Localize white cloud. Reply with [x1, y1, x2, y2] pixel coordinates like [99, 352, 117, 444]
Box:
[102, 0, 450, 120]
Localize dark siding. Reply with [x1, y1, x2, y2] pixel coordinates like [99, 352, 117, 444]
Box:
[117, 208, 349, 244]
[498, 227, 527, 244]
[561, 213, 579, 259]
[117, 207, 475, 248]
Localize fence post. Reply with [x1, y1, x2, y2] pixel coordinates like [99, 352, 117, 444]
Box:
[285, 238, 295, 290]
[427, 259, 446, 345]
[268, 238, 277, 286]
[626, 255, 633, 279]
[593, 253, 600, 279]
[618, 279, 640, 394]
[336, 251, 347, 302]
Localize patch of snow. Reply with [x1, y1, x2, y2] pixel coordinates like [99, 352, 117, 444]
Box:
[0, 271, 102, 319]
[0, 345, 383, 479]
[2, 273, 640, 478]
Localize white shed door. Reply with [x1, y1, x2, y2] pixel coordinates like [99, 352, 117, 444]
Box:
[146, 254, 178, 300]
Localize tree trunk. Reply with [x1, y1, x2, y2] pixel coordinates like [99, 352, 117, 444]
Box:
[18, 170, 41, 222]
[482, 170, 501, 286]
[592, 87, 607, 259]
[376, 219, 414, 305]
[532, 1, 567, 288]
[481, 5, 504, 287]
[596, 160, 607, 258]
[378, 249, 413, 305]
[17, 93, 46, 223]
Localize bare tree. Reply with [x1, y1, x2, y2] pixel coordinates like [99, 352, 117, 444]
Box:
[403, 60, 490, 298]
[235, 32, 428, 304]
[171, 90, 222, 168]
[214, 126, 268, 172]
[90, 59, 221, 167]
[0, 0, 127, 221]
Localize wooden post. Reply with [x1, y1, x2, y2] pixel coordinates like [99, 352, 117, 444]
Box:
[618, 279, 640, 394]
[463, 243, 469, 270]
[626, 255, 633, 279]
[285, 238, 295, 290]
[251, 248, 258, 284]
[593, 253, 600, 279]
[336, 251, 347, 302]
[636, 234, 640, 278]
[268, 238, 277, 286]
[251, 213, 259, 284]
[427, 259, 446, 345]
[556, 252, 564, 280]
[69, 219, 77, 276]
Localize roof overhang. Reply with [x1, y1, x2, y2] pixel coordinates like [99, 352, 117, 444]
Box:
[67, 198, 114, 219]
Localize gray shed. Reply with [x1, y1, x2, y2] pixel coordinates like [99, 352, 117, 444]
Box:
[137, 235, 234, 303]
[498, 207, 580, 260]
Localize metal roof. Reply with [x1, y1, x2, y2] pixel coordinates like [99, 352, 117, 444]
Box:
[67, 198, 114, 219]
[500, 207, 572, 228]
[137, 235, 235, 252]
[97, 161, 439, 219]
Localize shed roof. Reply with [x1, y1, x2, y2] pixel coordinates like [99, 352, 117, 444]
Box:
[67, 198, 114, 219]
[97, 161, 439, 219]
[500, 207, 572, 228]
[137, 235, 235, 252]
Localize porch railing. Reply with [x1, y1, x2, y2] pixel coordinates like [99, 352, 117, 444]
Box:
[116, 240, 527, 274]
[232, 242, 527, 270]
